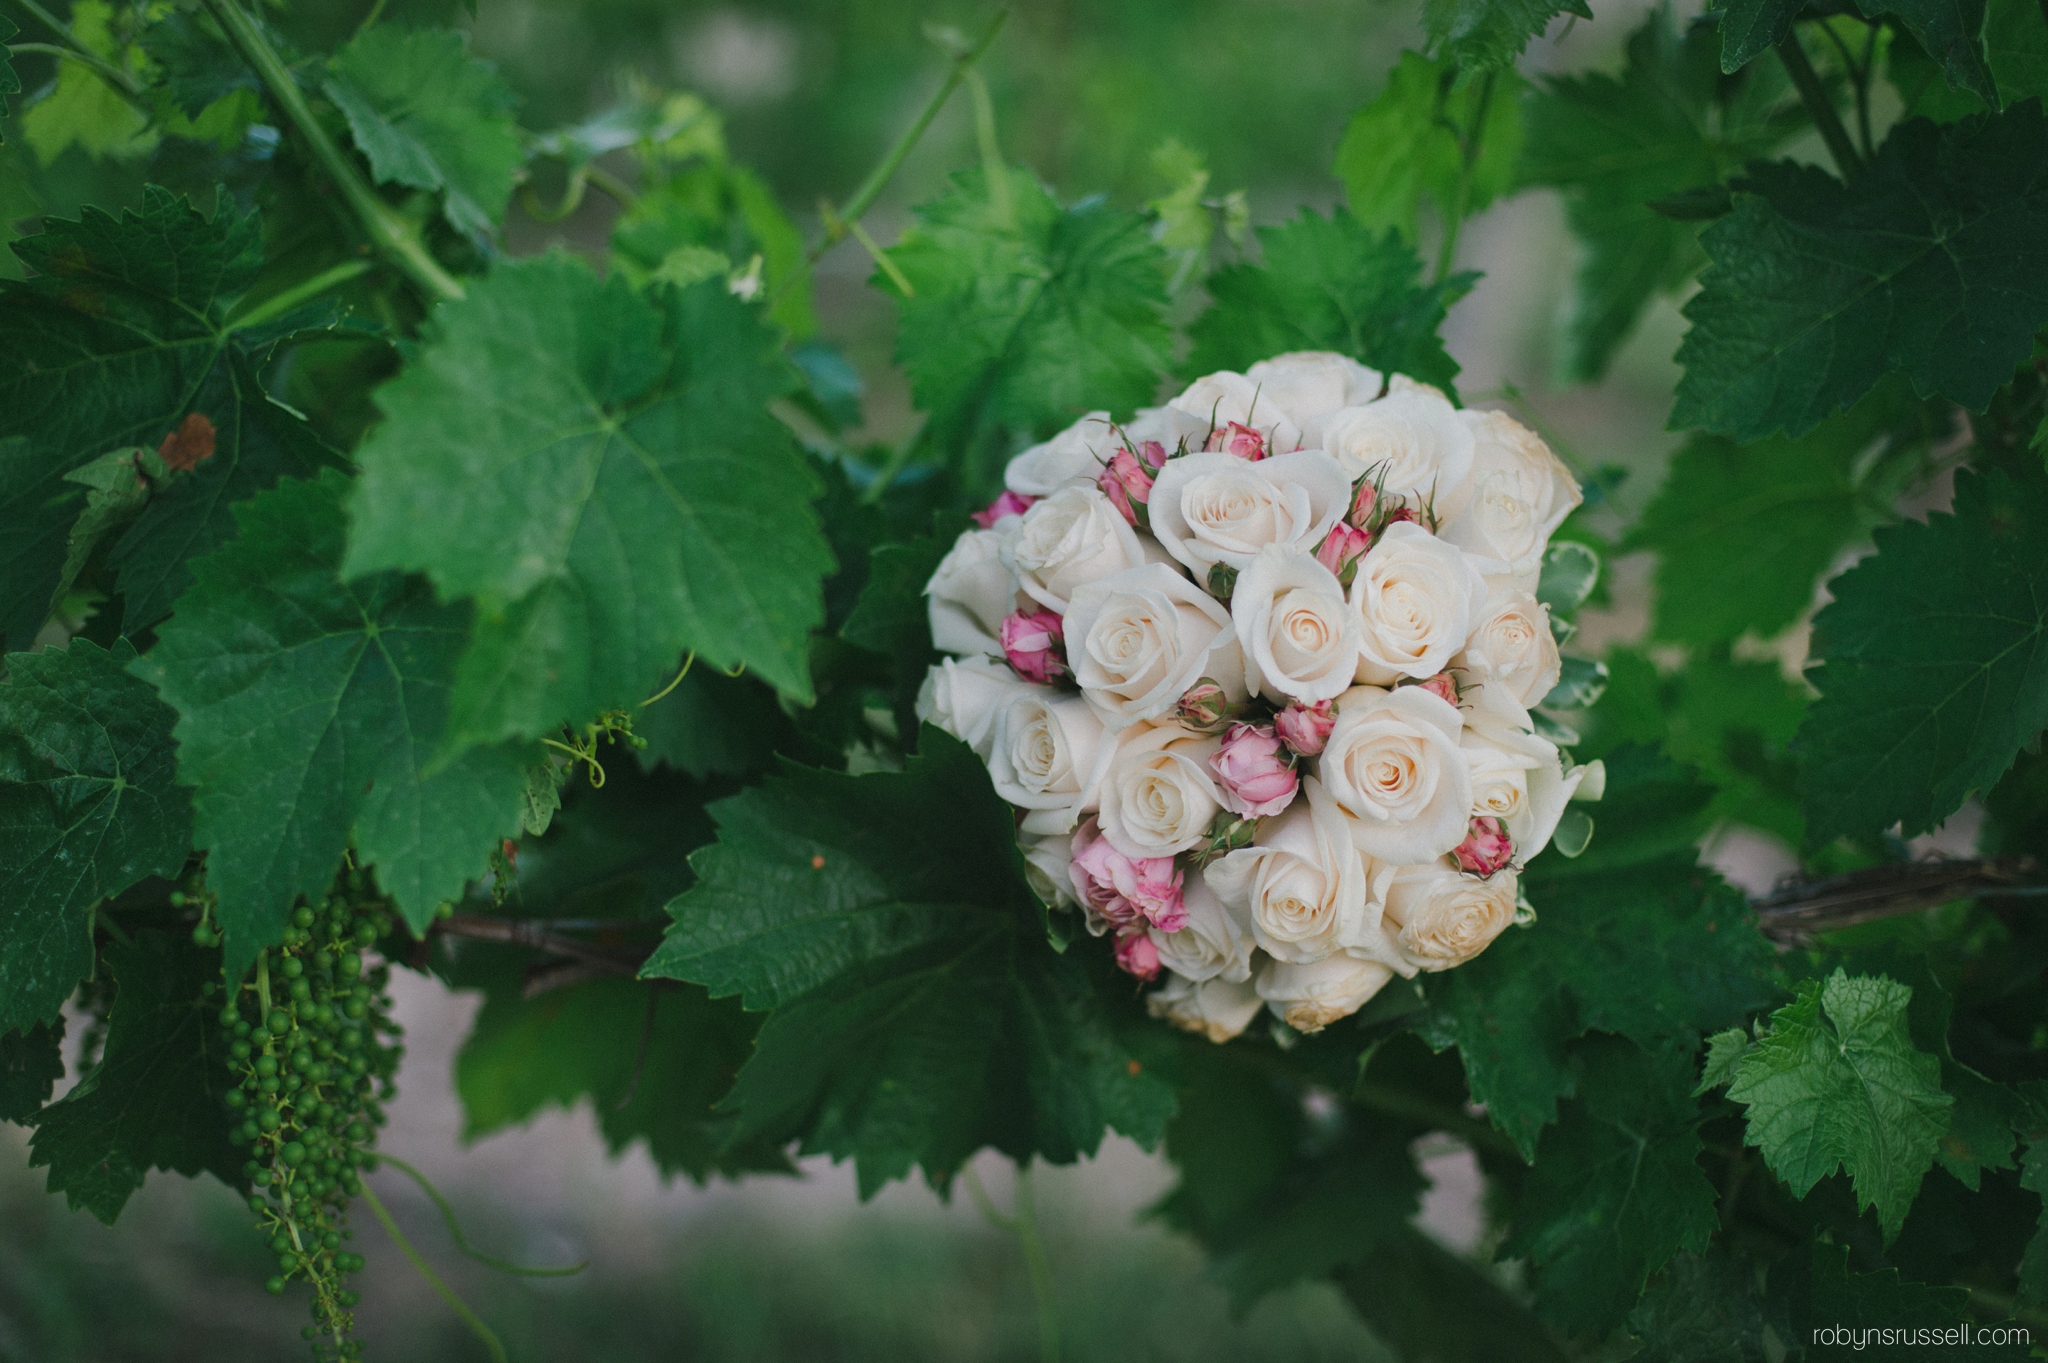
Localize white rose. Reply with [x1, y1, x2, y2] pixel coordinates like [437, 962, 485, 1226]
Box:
[1231, 543, 1363, 704]
[1169, 370, 1304, 454]
[1461, 699, 1587, 863]
[1349, 521, 1487, 685]
[1320, 685, 1472, 864]
[1205, 779, 1398, 966]
[1002, 485, 1152, 612]
[1312, 384, 1475, 520]
[1148, 450, 1352, 576]
[1245, 351, 1382, 433]
[1018, 831, 1079, 910]
[1118, 404, 1211, 456]
[1382, 862, 1519, 971]
[925, 527, 1019, 656]
[1148, 972, 1265, 1043]
[915, 657, 1039, 760]
[1456, 589, 1561, 709]
[1065, 564, 1244, 731]
[987, 693, 1116, 836]
[1004, 411, 1113, 497]
[1436, 410, 1582, 580]
[1149, 876, 1255, 983]
[1255, 951, 1394, 1033]
[1098, 724, 1224, 859]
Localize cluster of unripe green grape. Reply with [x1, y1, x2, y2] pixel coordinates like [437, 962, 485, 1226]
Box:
[212, 871, 404, 1360]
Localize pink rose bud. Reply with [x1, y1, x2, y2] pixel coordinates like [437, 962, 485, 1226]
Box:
[1210, 722, 1300, 819]
[1313, 523, 1373, 586]
[1413, 671, 1460, 707]
[1000, 606, 1067, 684]
[1206, 421, 1268, 461]
[1384, 504, 1429, 531]
[972, 490, 1038, 529]
[1451, 816, 1514, 877]
[1274, 700, 1336, 757]
[1114, 928, 1162, 981]
[1172, 678, 1232, 733]
[1347, 480, 1378, 529]
[1070, 818, 1185, 932]
[1097, 439, 1167, 528]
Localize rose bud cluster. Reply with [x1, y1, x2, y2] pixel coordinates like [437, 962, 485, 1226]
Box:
[918, 353, 1602, 1041]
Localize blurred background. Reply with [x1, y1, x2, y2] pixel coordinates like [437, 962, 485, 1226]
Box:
[0, 0, 1725, 1357]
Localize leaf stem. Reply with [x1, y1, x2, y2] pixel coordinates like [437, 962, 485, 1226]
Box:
[371, 1153, 588, 1277]
[1432, 69, 1495, 285]
[201, 0, 465, 304]
[12, 0, 142, 94]
[359, 1178, 508, 1363]
[1776, 30, 1864, 180]
[1012, 1165, 1060, 1363]
[226, 259, 373, 333]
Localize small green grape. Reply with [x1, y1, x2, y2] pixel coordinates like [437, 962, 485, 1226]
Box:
[264, 1276, 285, 1295]
[293, 906, 316, 929]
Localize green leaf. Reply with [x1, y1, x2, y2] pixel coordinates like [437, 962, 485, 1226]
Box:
[644, 729, 1175, 1195]
[343, 256, 831, 742]
[1795, 467, 2048, 844]
[1717, 0, 1803, 74]
[1336, 51, 1525, 243]
[1726, 969, 1952, 1240]
[325, 26, 525, 238]
[1, 1020, 63, 1124]
[885, 167, 1171, 488]
[1671, 104, 2048, 441]
[1696, 1028, 1752, 1094]
[1416, 747, 1779, 1156]
[0, 638, 191, 1037]
[1537, 541, 1601, 616]
[27, 933, 240, 1224]
[0, 15, 18, 123]
[0, 186, 338, 646]
[1625, 1248, 1767, 1363]
[633, 666, 799, 781]
[1422, 0, 1594, 73]
[840, 521, 968, 746]
[2021, 1136, 2048, 1306]
[1503, 1038, 1720, 1336]
[1186, 207, 1470, 396]
[1879, 0, 2000, 107]
[1336, 1225, 1571, 1363]
[1520, 10, 1801, 378]
[611, 161, 816, 337]
[20, 1, 154, 166]
[1773, 1240, 2033, 1359]
[134, 473, 536, 976]
[453, 952, 785, 1181]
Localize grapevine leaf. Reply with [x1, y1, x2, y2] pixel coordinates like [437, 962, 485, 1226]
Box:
[452, 950, 786, 1181]
[633, 667, 801, 781]
[1865, 948, 2023, 1190]
[1772, 1240, 2033, 1358]
[1, 1021, 63, 1123]
[27, 933, 240, 1224]
[1415, 746, 1780, 1156]
[136, 9, 259, 119]
[612, 160, 816, 337]
[2022, 1136, 2048, 1306]
[885, 167, 1171, 488]
[1717, 0, 1803, 74]
[644, 729, 1175, 1194]
[0, 638, 191, 1038]
[1422, 0, 1593, 73]
[1337, 1225, 1571, 1363]
[0, 186, 338, 646]
[1672, 103, 2048, 441]
[1520, 10, 1801, 378]
[1625, 1248, 1767, 1363]
[840, 520, 969, 745]
[134, 473, 536, 976]
[1335, 51, 1525, 244]
[1880, 0, 2000, 107]
[20, 1, 152, 165]
[1697, 1029, 1751, 1094]
[1186, 208, 1470, 395]
[1795, 468, 2048, 844]
[343, 257, 831, 742]
[1726, 969, 1952, 1241]
[324, 26, 525, 238]
[1503, 1038, 1720, 1337]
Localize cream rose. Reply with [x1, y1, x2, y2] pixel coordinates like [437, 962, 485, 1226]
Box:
[1002, 485, 1152, 612]
[1169, 370, 1304, 454]
[1065, 564, 1244, 730]
[1148, 876, 1256, 983]
[1255, 952, 1394, 1033]
[1349, 522, 1487, 684]
[1147, 450, 1352, 576]
[915, 656, 1040, 760]
[1436, 410, 1582, 580]
[1018, 831, 1080, 910]
[1312, 383, 1475, 519]
[1148, 972, 1265, 1043]
[987, 693, 1115, 836]
[1320, 685, 1472, 864]
[925, 527, 1019, 656]
[1098, 724, 1225, 860]
[1461, 699, 1587, 863]
[1456, 588, 1561, 708]
[1004, 411, 1113, 497]
[1205, 779, 1397, 966]
[1382, 862, 1519, 971]
[1231, 544, 1363, 703]
[1245, 351, 1382, 433]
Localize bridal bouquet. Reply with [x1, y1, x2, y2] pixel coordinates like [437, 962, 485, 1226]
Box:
[917, 352, 1603, 1042]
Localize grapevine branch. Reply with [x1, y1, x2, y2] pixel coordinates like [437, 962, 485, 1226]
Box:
[1750, 855, 2043, 946]
[1775, 29, 1865, 180]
